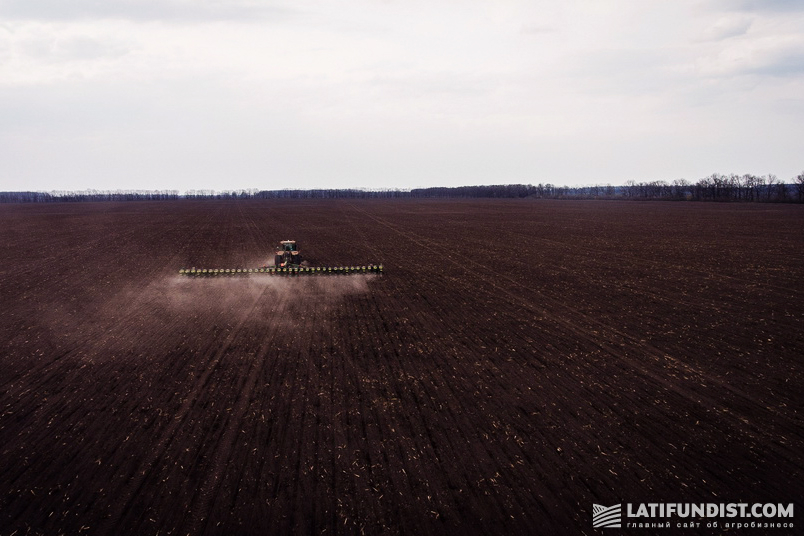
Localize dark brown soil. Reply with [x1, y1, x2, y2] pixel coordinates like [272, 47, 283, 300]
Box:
[1, 199, 802, 535]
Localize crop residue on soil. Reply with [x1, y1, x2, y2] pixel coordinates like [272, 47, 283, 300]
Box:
[0, 199, 801, 535]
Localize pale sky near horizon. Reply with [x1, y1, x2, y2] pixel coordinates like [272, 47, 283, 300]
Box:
[1, 0, 803, 192]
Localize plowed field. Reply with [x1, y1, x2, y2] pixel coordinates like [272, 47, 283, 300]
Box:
[1, 199, 802, 535]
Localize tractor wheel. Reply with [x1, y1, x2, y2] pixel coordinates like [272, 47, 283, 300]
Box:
[275, 254, 283, 267]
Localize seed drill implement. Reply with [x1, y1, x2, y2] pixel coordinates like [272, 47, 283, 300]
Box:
[179, 240, 383, 277]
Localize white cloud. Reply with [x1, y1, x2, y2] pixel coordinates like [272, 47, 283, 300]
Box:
[699, 14, 753, 41]
[727, 0, 804, 13]
[0, 0, 802, 192]
[694, 35, 804, 78]
[0, 0, 296, 22]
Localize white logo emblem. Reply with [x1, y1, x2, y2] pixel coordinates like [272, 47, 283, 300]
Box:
[593, 504, 622, 528]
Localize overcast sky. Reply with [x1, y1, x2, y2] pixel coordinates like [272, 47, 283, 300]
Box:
[1, 0, 802, 192]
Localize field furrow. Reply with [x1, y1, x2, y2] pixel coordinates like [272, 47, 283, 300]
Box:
[0, 199, 801, 535]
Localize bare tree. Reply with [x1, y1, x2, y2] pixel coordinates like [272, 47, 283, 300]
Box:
[765, 174, 778, 201]
[727, 174, 741, 200]
[742, 174, 757, 201]
[754, 175, 766, 201]
[623, 180, 636, 198]
[775, 180, 789, 202]
[672, 179, 689, 199]
[796, 172, 804, 203]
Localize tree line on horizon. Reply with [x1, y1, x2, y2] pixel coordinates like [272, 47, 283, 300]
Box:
[2, 172, 803, 203]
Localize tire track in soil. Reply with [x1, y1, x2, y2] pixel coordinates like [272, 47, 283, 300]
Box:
[452, 228, 797, 335]
[0, 206, 143, 275]
[496, 223, 803, 298]
[297, 319, 329, 531]
[446, 220, 802, 404]
[310, 309, 335, 533]
[338, 288, 398, 534]
[289, 310, 321, 533]
[321, 234, 549, 532]
[255, 282, 347, 534]
[347, 290, 421, 533]
[352, 288, 519, 534]
[97, 278, 274, 534]
[255, 281, 355, 533]
[354, 221, 793, 530]
[0, 203, 221, 397]
[238, 202, 273, 262]
[346, 203, 802, 452]
[182, 284, 290, 535]
[383, 280, 553, 532]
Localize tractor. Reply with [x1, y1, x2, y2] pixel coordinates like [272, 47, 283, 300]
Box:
[274, 240, 301, 268]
